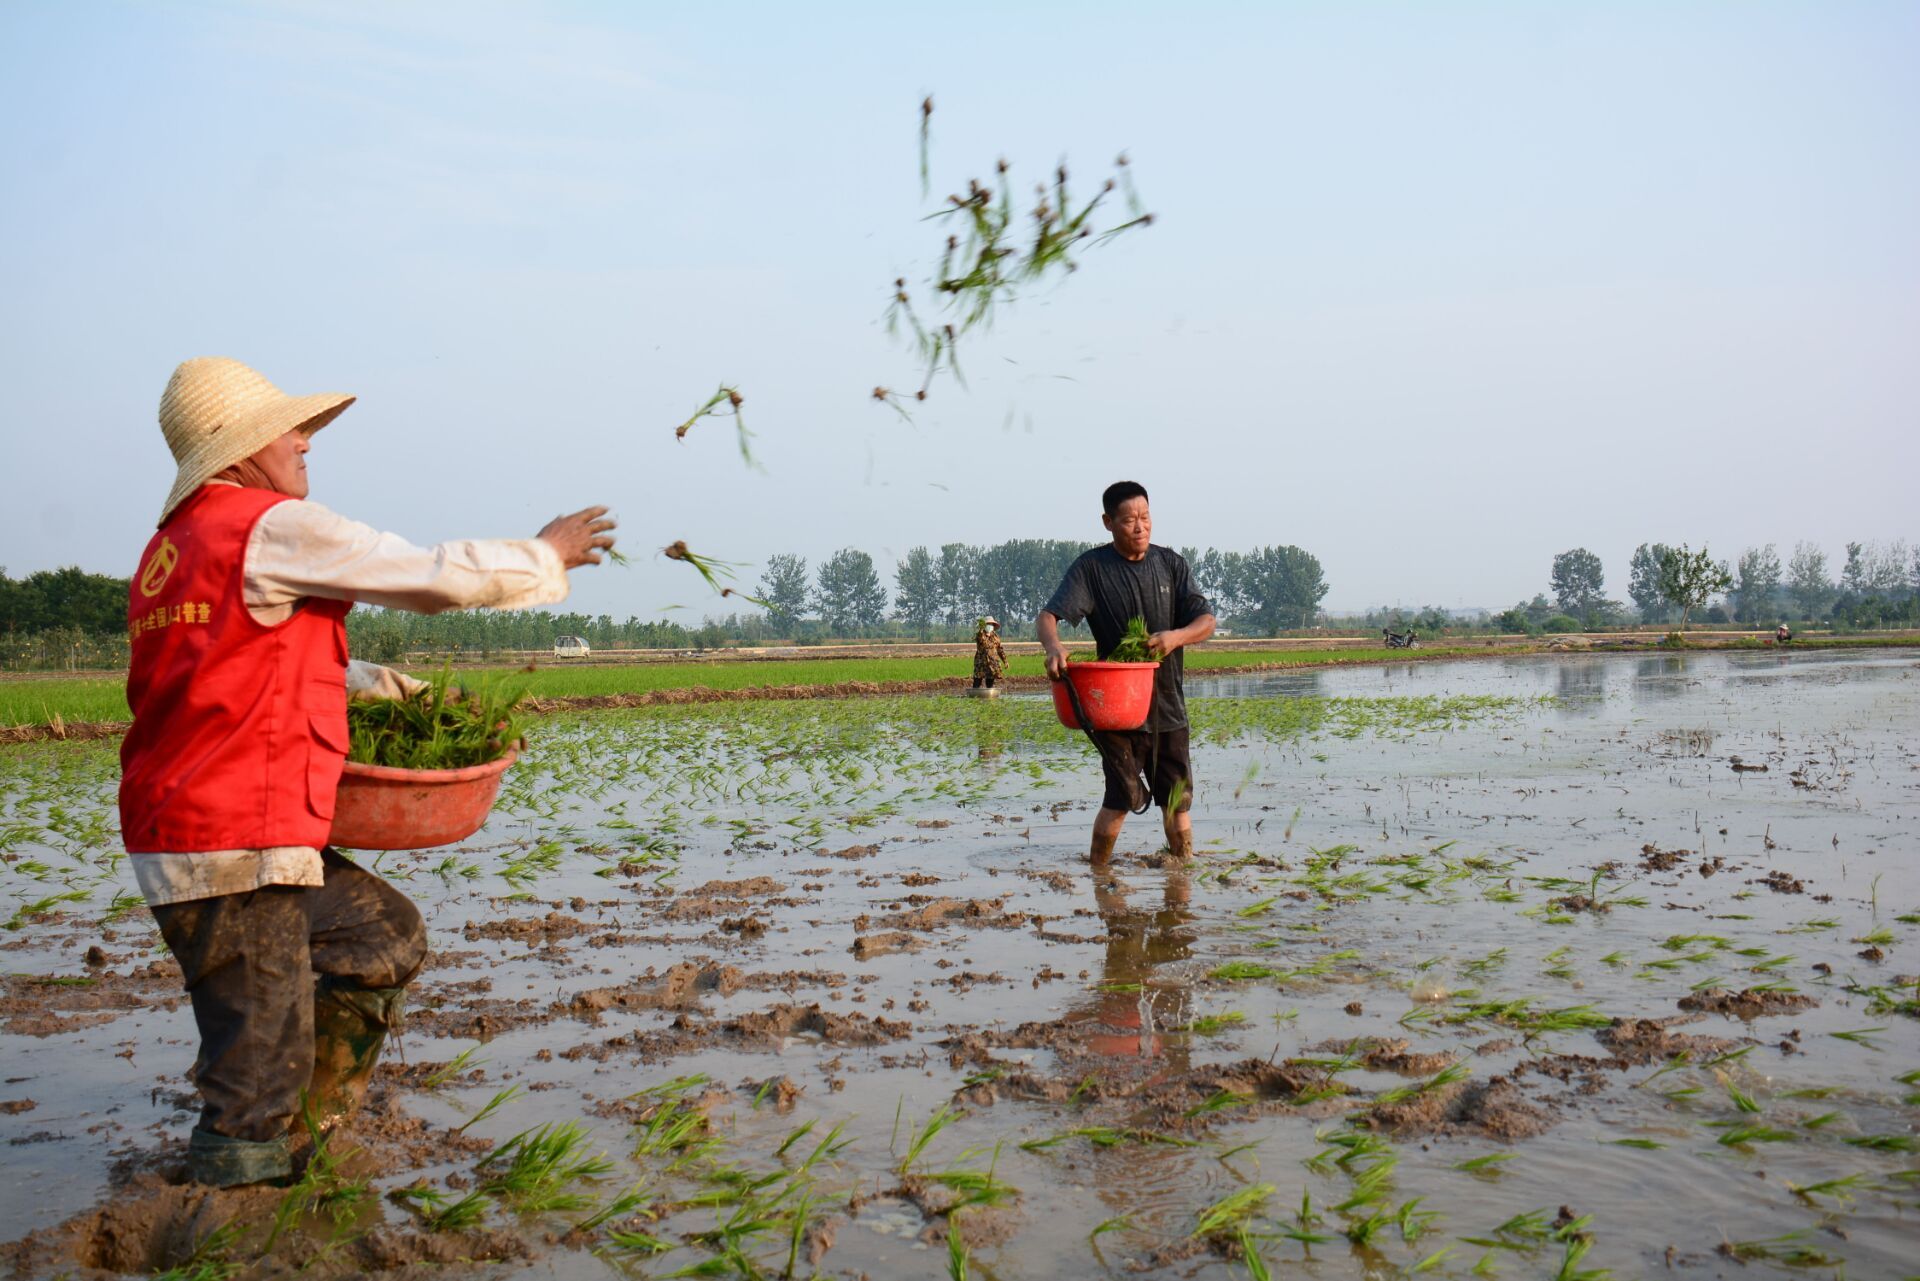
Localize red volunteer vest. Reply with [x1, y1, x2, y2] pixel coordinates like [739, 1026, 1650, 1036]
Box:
[118, 485, 351, 852]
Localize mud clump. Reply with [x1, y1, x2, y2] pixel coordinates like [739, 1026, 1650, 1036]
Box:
[350, 1225, 533, 1270]
[56, 1177, 279, 1274]
[1128, 1058, 1340, 1131]
[6, 1126, 527, 1278]
[1639, 844, 1688, 872]
[565, 962, 744, 1019]
[1678, 987, 1818, 1021]
[873, 897, 1015, 932]
[461, 912, 595, 943]
[1306, 1037, 1457, 1076]
[852, 931, 923, 960]
[712, 1002, 910, 1046]
[1757, 869, 1805, 894]
[1022, 869, 1077, 894]
[1367, 1075, 1554, 1140]
[823, 844, 880, 860]
[741, 1074, 805, 1110]
[1594, 1015, 1740, 1064]
[686, 876, 786, 898]
[0, 967, 178, 1037]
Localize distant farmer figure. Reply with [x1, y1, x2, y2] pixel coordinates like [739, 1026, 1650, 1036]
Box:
[121, 357, 616, 1188]
[1776, 622, 1792, 644]
[972, 616, 1007, 689]
[1037, 481, 1216, 864]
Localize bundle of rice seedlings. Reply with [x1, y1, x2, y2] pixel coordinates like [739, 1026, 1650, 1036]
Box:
[1069, 616, 1156, 663]
[346, 667, 525, 770]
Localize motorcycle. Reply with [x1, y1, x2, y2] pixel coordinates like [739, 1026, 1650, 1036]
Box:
[1383, 628, 1420, 650]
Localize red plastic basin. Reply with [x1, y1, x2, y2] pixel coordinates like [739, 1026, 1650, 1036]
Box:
[1051, 661, 1158, 731]
[327, 749, 517, 851]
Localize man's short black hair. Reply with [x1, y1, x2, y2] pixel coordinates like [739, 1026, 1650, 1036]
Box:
[1102, 480, 1149, 516]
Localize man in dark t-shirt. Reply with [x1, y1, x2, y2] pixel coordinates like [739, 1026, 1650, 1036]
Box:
[1038, 480, 1216, 864]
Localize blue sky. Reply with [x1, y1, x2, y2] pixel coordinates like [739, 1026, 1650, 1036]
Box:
[2, 1, 1914, 616]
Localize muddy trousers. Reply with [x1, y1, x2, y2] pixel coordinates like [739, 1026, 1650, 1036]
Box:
[151, 849, 427, 1150]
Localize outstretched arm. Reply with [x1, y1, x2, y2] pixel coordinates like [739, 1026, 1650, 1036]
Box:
[242, 501, 617, 621]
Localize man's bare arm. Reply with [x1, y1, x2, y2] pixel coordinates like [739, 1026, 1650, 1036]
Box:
[1037, 611, 1070, 679]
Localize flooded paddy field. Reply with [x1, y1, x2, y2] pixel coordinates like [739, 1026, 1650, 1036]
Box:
[0, 649, 1915, 1279]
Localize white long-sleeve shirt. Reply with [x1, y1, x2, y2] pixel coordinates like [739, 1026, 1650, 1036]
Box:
[132, 483, 568, 907]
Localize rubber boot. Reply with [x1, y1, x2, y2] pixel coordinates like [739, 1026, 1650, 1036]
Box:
[304, 979, 406, 1133]
[188, 1126, 292, 1187]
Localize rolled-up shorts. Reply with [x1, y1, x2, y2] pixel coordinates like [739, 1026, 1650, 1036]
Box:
[1100, 727, 1193, 813]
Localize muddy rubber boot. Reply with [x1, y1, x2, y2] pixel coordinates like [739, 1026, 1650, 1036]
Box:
[188, 1127, 292, 1187]
[304, 979, 405, 1133]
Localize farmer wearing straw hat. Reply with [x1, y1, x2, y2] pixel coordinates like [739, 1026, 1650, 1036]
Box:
[971, 616, 1007, 689]
[121, 357, 616, 1187]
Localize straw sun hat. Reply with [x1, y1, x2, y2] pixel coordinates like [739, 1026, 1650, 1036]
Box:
[155, 357, 356, 525]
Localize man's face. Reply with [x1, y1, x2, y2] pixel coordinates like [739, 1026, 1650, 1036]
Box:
[254, 429, 311, 500]
[1103, 496, 1151, 559]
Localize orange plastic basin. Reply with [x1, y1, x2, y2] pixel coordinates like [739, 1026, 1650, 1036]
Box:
[1051, 661, 1158, 732]
[327, 749, 516, 851]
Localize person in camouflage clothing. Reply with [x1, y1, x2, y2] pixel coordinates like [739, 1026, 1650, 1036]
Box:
[972, 616, 1007, 689]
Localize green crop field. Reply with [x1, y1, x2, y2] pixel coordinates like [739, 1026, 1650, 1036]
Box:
[5, 637, 1909, 729]
[0, 647, 1481, 728]
[0, 679, 131, 726]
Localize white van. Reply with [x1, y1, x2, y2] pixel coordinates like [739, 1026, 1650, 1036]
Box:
[552, 634, 591, 658]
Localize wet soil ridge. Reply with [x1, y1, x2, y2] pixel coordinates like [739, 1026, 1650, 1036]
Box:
[1, 650, 1916, 1276]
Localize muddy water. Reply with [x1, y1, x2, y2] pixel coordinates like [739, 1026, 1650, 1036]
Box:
[0, 649, 1915, 1278]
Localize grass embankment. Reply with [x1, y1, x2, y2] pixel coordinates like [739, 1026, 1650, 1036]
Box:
[4, 635, 1912, 732]
[0, 647, 1473, 729]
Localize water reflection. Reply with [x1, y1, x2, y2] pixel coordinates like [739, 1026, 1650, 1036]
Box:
[1062, 871, 1197, 1070]
[1631, 655, 1691, 705]
[1554, 659, 1608, 715]
[1196, 670, 1327, 701]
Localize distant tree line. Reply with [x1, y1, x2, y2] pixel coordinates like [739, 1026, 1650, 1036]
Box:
[1497, 539, 1920, 634]
[760, 540, 1330, 639]
[352, 538, 1331, 655]
[0, 567, 132, 670]
[2, 535, 1356, 664]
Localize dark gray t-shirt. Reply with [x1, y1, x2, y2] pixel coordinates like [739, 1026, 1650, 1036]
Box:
[1043, 544, 1212, 731]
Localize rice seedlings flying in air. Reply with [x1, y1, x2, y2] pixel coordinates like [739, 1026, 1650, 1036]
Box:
[663, 541, 769, 607]
[919, 95, 934, 197]
[878, 108, 1153, 408]
[672, 384, 756, 469]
